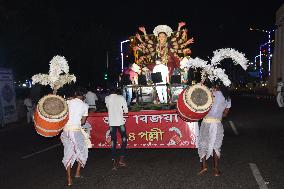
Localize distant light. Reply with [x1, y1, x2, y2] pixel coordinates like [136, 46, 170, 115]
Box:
[121, 40, 130, 72]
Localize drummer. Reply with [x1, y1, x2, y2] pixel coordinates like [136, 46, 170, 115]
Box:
[153, 58, 169, 103]
[61, 86, 89, 186]
[197, 81, 231, 176]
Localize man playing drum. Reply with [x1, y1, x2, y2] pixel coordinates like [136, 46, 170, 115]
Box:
[198, 82, 231, 176]
[61, 87, 89, 186]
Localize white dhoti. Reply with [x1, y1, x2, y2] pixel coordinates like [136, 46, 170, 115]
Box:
[61, 129, 89, 169]
[198, 118, 224, 162]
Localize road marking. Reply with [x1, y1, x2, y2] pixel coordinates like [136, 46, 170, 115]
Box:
[249, 163, 269, 189]
[21, 143, 61, 159]
[229, 120, 239, 135]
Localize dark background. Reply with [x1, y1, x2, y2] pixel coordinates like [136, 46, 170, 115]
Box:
[0, 0, 283, 86]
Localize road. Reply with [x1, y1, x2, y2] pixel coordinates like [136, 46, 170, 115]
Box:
[0, 96, 283, 189]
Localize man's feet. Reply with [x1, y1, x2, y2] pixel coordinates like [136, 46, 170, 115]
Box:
[118, 156, 127, 167]
[67, 178, 72, 186]
[197, 167, 208, 175]
[112, 159, 118, 171]
[75, 175, 84, 179]
[213, 168, 222, 176]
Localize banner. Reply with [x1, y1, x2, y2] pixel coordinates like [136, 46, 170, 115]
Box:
[0, 69, 18, 125]
[87, 110, 198, 148]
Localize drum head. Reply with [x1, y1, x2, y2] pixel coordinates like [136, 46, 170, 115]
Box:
[184, 83, 213, 113]
[37, 94, 68, 119]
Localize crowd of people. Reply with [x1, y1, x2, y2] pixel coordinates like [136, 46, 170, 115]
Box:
[40, 81, 229, 186]
[26, 76, 284, 187]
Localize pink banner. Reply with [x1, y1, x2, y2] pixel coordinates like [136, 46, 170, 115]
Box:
[87, 110, 198, 148]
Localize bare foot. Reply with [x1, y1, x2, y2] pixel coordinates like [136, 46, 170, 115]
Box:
[213, 168, 222, 176]
[118, 157, 127, 167]
[75, 175, 84, 179]
[197, 167, 208, 176]
[67, 178, 72, 186]
[118, 161, 127, 167]
[112, 160, 118, 171]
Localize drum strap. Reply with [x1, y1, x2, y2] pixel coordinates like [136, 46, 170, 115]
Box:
[63, 126, 81, 132]
[203, 117, 221, 123]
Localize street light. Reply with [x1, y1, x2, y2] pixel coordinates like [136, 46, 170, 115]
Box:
[250, 27, 275, 77]
[254, 53, 266, 70]
[257, 40, 275, 79]
[120, 40, 130, 72]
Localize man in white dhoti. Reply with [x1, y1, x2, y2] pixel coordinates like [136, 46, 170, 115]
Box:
[198, 83, 231, 176]
[153, 59, 169, 103]
[276, 77, 284, 108]
[61, 87, 89, 186]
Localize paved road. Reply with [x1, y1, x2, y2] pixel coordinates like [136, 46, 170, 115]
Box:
[0, 96, 283, 189]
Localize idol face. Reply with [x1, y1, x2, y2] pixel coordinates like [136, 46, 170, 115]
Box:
[158, 32, 167, 44]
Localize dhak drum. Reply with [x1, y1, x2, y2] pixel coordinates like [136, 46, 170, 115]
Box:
[34, 94, 68, 137]
[177, 83, 213, 121]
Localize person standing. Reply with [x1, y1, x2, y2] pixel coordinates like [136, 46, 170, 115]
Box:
[61, 87, 89, 186]
[84, 87, 98, 112]
[198, 82, 231, 176]
[121, 63, 141, 106]
[105, 87, 129, 170]
[153, 59, 169, 103]
[23, 94, 34, 125]
[276, 77, 284, 108]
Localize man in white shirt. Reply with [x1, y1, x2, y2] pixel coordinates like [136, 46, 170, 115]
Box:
[153, 59, 169, 103]
[105, 87, 128, 170]
[61, 87, 89, 186]
[23, 94, 34, 125]
[198, 83, 231, 176]
[84, 87, 98, 112]
[276, 77, 284, 108]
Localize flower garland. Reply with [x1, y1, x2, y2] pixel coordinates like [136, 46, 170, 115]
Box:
[179, 48, 249, 87]
[32, 55, 76, 94]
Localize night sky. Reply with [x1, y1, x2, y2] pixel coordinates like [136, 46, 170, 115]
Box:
[0, 0, 283, 86]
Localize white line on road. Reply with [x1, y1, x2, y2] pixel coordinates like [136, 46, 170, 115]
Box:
[21, 143, 61, 159]
[249, 163, 269, 189]
[229, 120, 239, 135]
